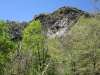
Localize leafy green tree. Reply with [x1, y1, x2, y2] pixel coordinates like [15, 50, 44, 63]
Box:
[22, 20, 49, 75]
[47, 37, 67, 75]
[63, 16, 100, 75]
[0, 20, 16, 75]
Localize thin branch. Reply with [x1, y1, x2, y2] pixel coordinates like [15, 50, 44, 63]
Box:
[42, 59, 52, 75]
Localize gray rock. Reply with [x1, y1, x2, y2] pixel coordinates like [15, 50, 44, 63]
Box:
[5, 6, 90, 41]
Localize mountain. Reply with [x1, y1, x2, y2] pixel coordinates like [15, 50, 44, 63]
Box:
[34, 6, 90, 38]
[2, 6, 100, 75]
[5, 6, 90, 41]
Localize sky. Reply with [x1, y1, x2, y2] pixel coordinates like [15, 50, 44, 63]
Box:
[0, 0, 97, 22]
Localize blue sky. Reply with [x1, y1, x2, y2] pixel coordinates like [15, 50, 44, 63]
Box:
[0, 0, 95, 22]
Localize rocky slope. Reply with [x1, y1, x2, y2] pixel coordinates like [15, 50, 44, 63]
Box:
[34, 6, 90, 38]
[33, 6, 90, 37]
[5, 6, 90, 41]
[5, 21, 29, 41]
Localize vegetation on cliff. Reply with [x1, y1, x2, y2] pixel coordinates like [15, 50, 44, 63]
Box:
[0, 5, 100, 75]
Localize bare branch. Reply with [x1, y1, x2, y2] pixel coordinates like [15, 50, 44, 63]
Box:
[42, 59, 52, 75]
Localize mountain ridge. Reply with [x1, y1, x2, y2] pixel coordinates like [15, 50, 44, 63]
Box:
[5, 6, 90, 41]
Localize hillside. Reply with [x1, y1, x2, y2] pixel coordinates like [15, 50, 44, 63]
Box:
[5, 6, 90, 41]
[1, 6, 100, 75]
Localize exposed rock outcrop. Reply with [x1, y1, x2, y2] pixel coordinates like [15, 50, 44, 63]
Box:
[5, 6, 90, 41]
[34, 6, 90, 38]
[5, 20, 29, 41]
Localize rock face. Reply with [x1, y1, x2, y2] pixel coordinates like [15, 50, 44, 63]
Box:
[5, 20, 29, 41]
[34, 6, 90, 38]
[5, 6, 90, 41]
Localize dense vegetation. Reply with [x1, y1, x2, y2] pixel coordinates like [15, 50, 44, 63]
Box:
[0, 21, 16, 74]
[1, 0, 100, 73]
[0, 15, 100, 75]
[61, 16, 100, 75]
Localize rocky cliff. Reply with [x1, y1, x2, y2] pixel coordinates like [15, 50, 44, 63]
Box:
[5, 6, 90, 41]
[34, 6, 90, 38]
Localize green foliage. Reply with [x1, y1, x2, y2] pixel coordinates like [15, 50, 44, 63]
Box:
[47, 13, 63, 20]
[1, 12, 100, 75]
[63, 16, 100, 75]
[22, 20, 49, 75]
[0, 20, 16, 74]
[47, 38, 67, 75]
[53, 13, 63, 19]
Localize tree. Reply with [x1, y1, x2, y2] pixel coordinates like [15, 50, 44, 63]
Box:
[0, 20, 16, 74]
[62, 16, 100, 75]
[89, 0, 100, 14]
[92, 0, 100, 3]
[22, 20, 50, 75]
